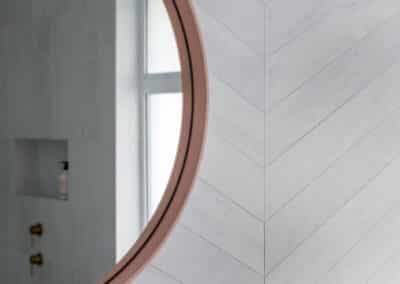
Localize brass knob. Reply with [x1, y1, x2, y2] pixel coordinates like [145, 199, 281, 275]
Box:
[29, 223, 43, 236]
[30, 253, 43, 266]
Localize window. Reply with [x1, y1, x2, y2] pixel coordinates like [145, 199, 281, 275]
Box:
[147, 0, 181, 74]
[116, 0, 182, 261]
[143, 0, 183, 220]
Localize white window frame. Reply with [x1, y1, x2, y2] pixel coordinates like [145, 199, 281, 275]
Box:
[140, 0, 182, 225]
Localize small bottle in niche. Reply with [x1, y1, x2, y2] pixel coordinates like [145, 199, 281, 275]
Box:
[58, 161, 69, 200]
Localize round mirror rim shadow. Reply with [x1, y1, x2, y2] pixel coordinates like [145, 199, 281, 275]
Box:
[99, 0, 208, 283]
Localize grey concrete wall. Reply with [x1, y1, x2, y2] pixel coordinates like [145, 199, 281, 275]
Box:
[0, 0, 116, 283]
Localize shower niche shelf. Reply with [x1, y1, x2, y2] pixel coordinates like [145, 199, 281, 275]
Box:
[13, 139, 69, 201]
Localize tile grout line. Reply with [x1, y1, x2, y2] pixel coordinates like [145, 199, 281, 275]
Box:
[210, 69, 266, 113]
[150, 265, 185, 284]
[178, 223, 265, 277]
[207, 119, 265, 168]
[209, 72, 266, 115]
[267, 0, 370, 56]
[264, 1, 269, 283]
[198, 177, 265, 224]
[192, 3, 267, 113]
[193, 0, 265, 59]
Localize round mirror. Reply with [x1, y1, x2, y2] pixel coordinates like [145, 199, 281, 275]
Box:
[0, 0, 207, 283]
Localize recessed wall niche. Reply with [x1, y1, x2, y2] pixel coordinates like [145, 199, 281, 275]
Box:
[13, 139, 69, 201]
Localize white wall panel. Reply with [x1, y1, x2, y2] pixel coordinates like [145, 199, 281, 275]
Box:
[200, 133, 264, 220]
[320, 206, 400, 284]
[266, 156, 400, 283]
[152, 226, 264, 284]
[194, 4, 265, 111]
[267, 61, 400, 219]
[208, 75, 265, 166]
[367, 253, 400, 284]
[181, 179, 264, 274]
[134, 266, 181, 284]
[267, 12, 400, 164]
[269, 0, 400, 107]
[193, 0, 265, 56]
[269, 0, 368, 54]
[267, 0, 400, 283]
[267, 111, 400, 272]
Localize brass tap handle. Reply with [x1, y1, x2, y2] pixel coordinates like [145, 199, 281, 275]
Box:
[29, 223, 43, 236]
[30, 253, 43, 266]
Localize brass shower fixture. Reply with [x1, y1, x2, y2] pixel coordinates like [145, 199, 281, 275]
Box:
[29, 223, 43, 236]
[29, 253, 43, 266]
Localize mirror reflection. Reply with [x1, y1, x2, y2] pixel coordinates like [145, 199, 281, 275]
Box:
[0, 0, 182, 283]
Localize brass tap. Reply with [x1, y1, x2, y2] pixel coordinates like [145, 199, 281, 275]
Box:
[30, 253, 43, 266]
[29, 223, 43, 236]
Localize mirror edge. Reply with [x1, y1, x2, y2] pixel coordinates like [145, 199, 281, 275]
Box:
[98, 0, 208, 283]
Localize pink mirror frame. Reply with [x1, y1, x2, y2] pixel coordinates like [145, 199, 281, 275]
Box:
[98, 0, 208, 283]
